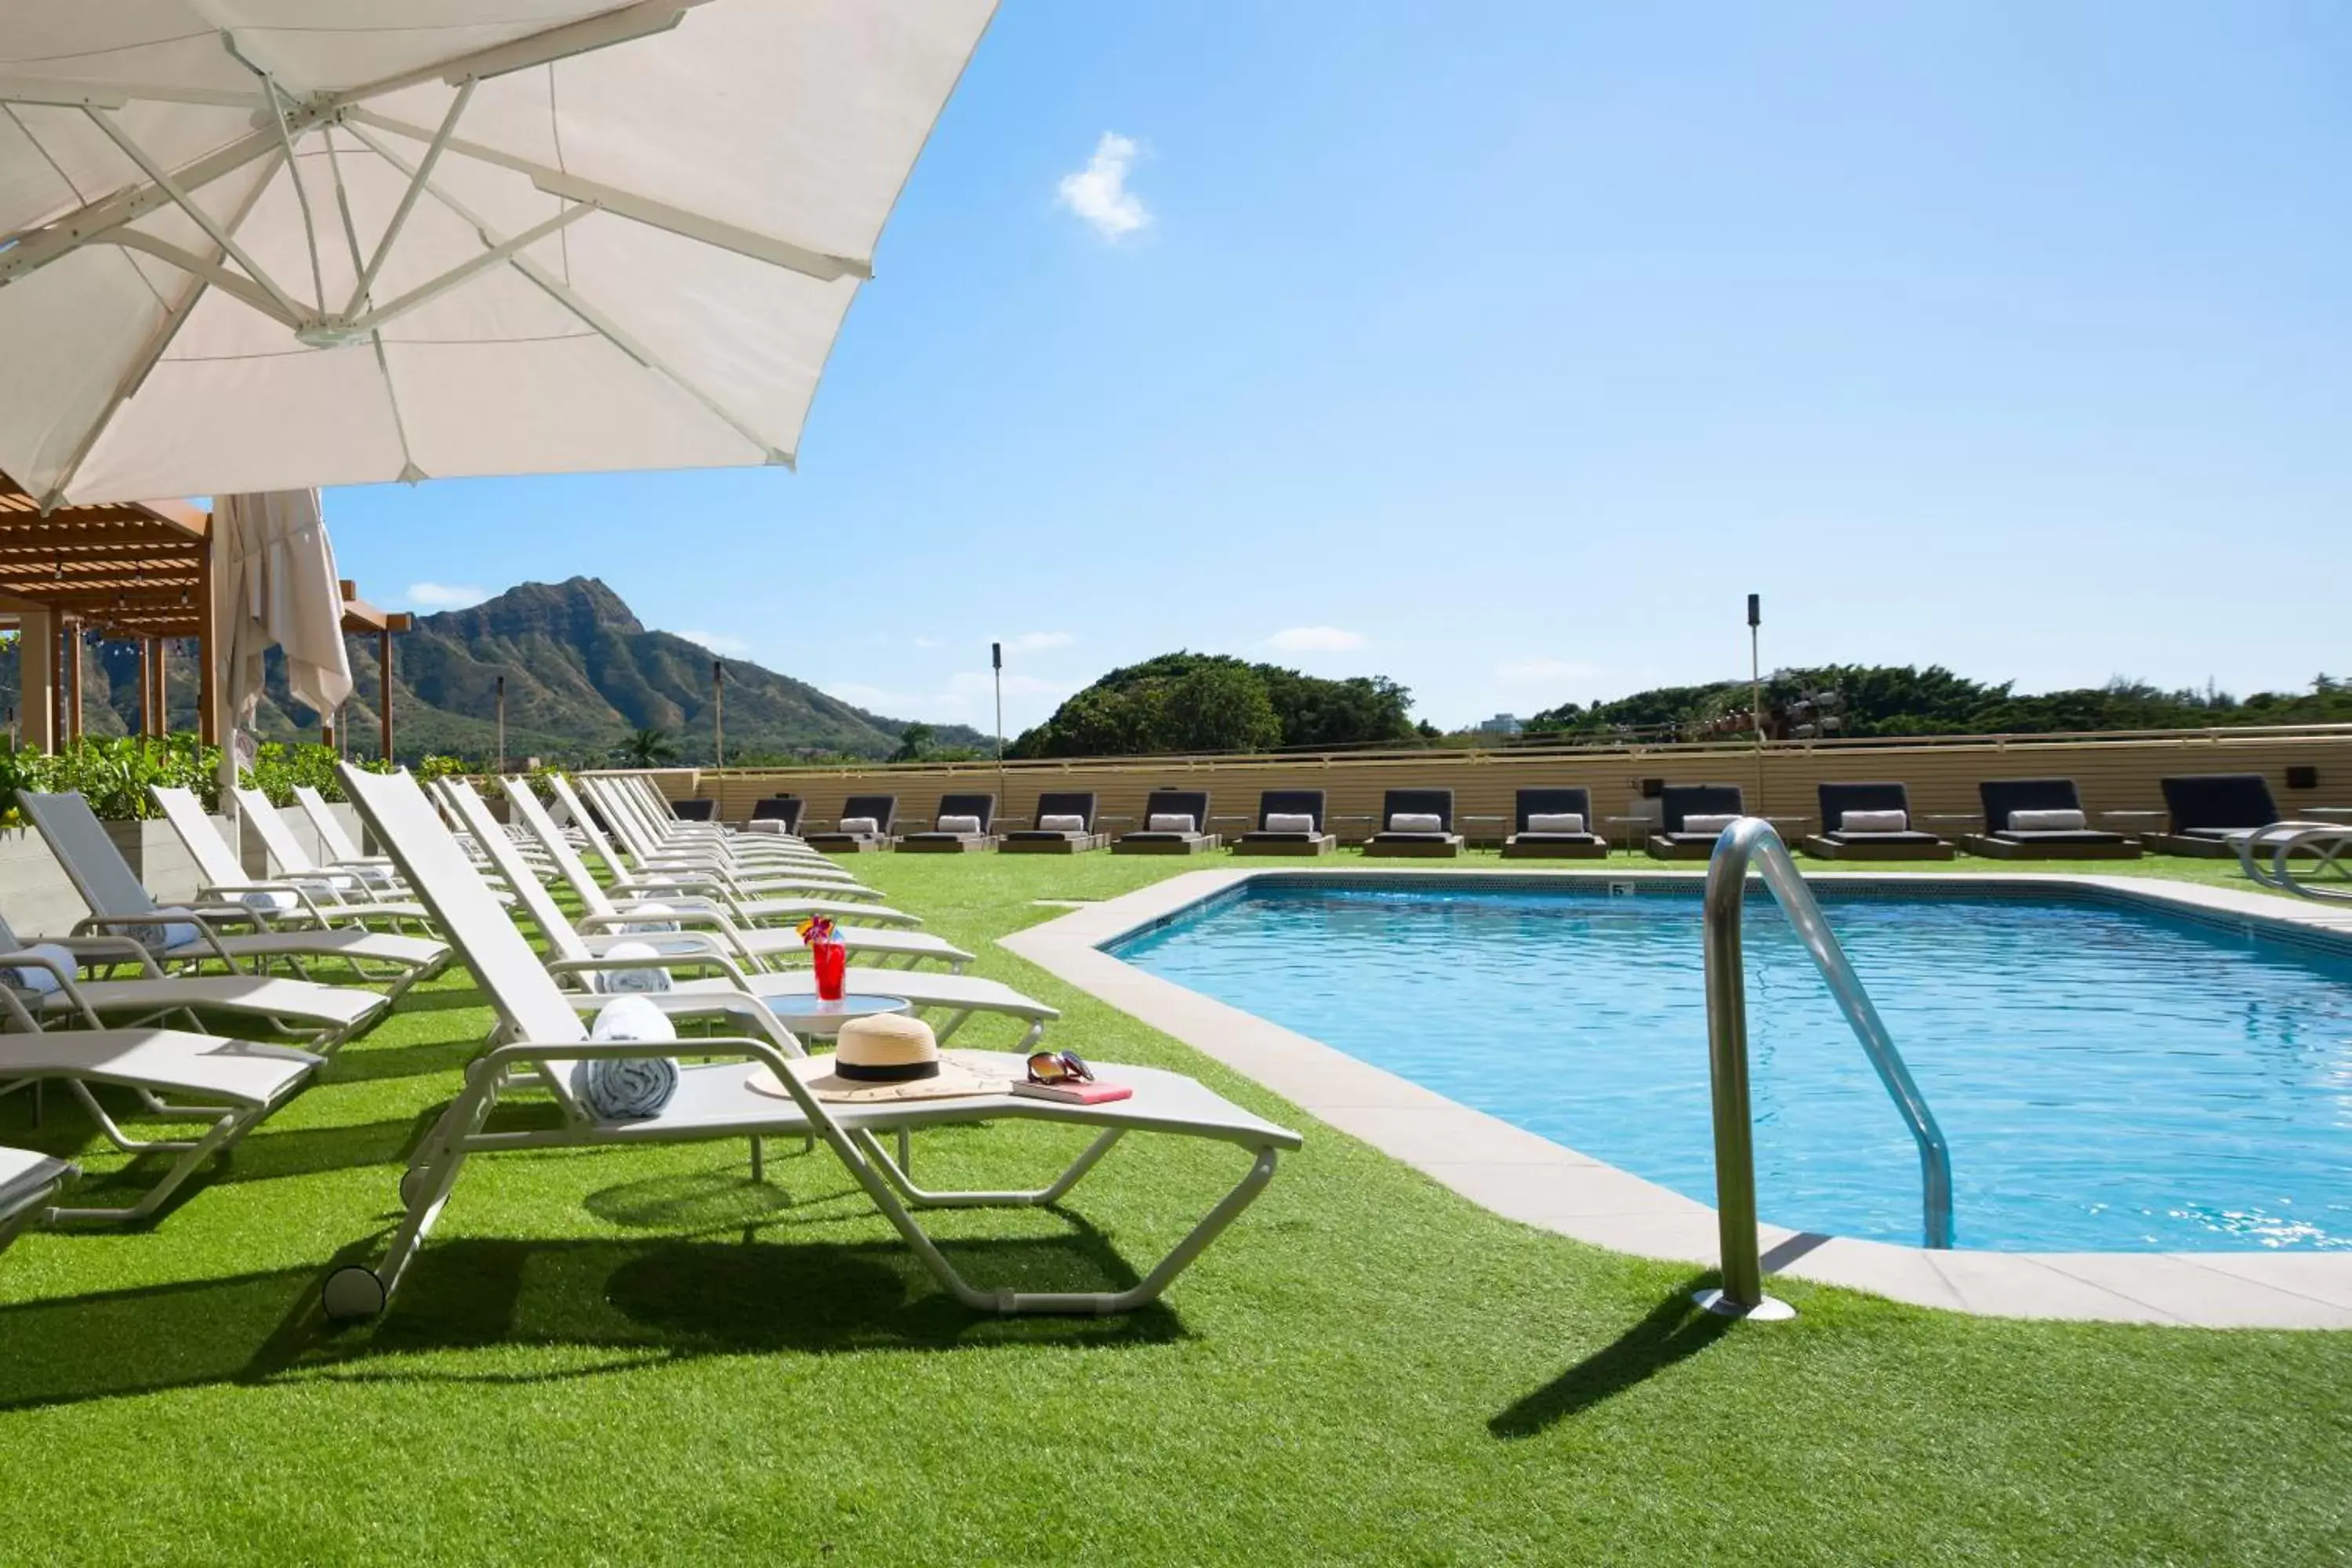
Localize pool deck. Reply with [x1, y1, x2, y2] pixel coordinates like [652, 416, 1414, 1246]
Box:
[1003, 866, 2352, 1330]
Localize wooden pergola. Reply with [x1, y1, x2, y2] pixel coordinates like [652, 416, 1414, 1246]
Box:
[0, 473, 410, 755]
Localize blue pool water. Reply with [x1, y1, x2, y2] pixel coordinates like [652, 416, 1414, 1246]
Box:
[1109, 880, 2352, 1251]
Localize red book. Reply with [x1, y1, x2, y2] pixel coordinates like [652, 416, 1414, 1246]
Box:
[1010, 1080, 1133, 1105]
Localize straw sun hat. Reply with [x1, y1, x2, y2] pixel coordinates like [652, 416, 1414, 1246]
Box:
[749, 1014, 1009, 1105]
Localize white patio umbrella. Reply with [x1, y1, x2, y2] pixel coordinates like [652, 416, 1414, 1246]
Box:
[0, 0, 994, 506]
[211, 488, 354, 823]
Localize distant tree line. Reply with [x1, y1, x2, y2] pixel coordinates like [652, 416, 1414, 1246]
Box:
[1524, 666, 2352, 744]
[1007, 652, 1422, 759]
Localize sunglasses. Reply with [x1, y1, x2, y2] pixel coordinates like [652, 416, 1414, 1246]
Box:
[1025, 1049, 1094, 1085]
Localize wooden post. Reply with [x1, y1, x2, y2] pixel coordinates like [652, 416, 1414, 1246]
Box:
[154, 638, 169, 735]
[137, 639, 154, 737]
[379, 626, 394, 761]
[197, 532, 218, 746]
[63, 619, 82, 744]
[16, 606, 55, 752]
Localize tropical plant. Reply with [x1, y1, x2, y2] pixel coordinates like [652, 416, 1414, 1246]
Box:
[612, 727, 680, 768]
[416, 753, 478, 783]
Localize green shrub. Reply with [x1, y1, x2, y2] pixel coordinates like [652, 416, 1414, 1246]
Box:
[0, 737, 379, 823]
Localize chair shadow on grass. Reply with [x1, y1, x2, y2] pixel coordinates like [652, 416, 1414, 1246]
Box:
[1488, 1276, 1733, 1438]
[0, 1194, 1181, 1415]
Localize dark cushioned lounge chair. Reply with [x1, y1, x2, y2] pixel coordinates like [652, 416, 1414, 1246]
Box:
[1501, 787, 1606, 859]
[1647, 784, 1744, 860]
[897, 793, 997, 853]
[1363, 789, 1464, 858]
[1232, 790, 1335, 856]
[1001, 792, 1107, 855]
[1801, 782, 1954, 861]
[803, 793, 897, 853]
[1962, 779, 2140, 859]
[1113, 790, 1220, 855]
[746, 795, 804, 835]
[2150, 774, 2284, 858]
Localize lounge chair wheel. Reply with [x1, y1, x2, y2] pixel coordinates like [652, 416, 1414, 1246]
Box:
[398, 1165, 432, 1209]
[321, 1265, 387, 1323]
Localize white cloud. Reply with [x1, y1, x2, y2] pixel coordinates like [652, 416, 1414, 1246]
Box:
[1057, 132, 1151, 241]
[912, 637, 944, 649]
[674, 629, 753, 658]
[1263, 626, 1368, 655]
[1004, 630, 1075, 652]
[405, 581, 487, 609]
[1497, 658, 1599, 683]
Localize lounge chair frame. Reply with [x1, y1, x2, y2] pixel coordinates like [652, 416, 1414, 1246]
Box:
[898, 793, 999, 854]
[1112, 790, 1221, 855]
[1648, 785, 1744, 861]
[1362, 789, 1465, 858]
[1499, 786, 1607, 858]
[1962, 779, 2141, 860]
[1232, 790, 1337, 857]
[1000, 792, 1109, 855]
[1801, 782, 1955, 862]
[803, 793, 898, 854]
[325, 764, 1299, 1322]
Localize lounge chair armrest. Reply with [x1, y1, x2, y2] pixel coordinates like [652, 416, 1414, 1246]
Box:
[549, 949, 753, 989]
[473, 1034, 805, 1093]
[68, 911, 251, 972]
[44, 933, 165, 975]
[0, 948, 112, 1029]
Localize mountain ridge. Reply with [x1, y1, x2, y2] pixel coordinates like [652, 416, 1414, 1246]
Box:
[1, 576, 985, 764]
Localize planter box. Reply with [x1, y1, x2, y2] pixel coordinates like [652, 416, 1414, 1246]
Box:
[0, 804, 372, 941]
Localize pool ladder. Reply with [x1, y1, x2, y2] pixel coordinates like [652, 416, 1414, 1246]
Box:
[1699, 818, 1955, 1321]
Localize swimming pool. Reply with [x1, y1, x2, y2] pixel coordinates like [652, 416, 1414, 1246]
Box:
[1109, 879, 2352, 1252]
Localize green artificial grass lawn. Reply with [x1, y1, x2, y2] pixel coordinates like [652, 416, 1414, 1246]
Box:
[2, 845, 2348, 1565]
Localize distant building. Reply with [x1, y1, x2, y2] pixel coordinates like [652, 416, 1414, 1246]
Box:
[1475, 713, 1524, 735]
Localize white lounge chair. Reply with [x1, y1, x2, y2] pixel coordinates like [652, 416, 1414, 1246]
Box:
[0, 1146, 76, 1254]
[585, 778, 891, 909]
[289, 784, 406, 884]
[0, 987, 318, 1225]
[17, 791, 451, 1004]
[152, 786, 441, 935]
[452, 779, 974, 975]
[1, 913, 390, 1052]
[601, 774, 865, 878]
[497, 778, 1055, 1046]
[325, 764, 1301, 1322]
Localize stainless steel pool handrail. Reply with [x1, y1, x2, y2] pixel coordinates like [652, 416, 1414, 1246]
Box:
[1700, 818, 1955, 1319]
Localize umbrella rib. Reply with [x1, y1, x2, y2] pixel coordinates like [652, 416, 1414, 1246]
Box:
[345, 121, 788, 466]
[346, 78, 476, 318]
[79, 107, 307, 324]
[40, 151, 288, 508]
[346, 108, 871, 284]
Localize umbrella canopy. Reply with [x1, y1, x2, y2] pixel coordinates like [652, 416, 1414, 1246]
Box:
[212, 489, 354, 729]
[0, 0, 994, 504]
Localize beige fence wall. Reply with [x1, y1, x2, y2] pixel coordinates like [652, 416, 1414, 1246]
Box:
[597, 728, 2352, 846]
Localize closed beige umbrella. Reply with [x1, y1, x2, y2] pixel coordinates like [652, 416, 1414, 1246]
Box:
[212, 488, 354, 821]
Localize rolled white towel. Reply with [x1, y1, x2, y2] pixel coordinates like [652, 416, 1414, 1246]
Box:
[239, 889, 303, 916]
[1680, 813, 1738, 835]
[2, 942, 78, 996]
[1526, 811, 1585, 834]
[837, 815, 880, 835]
[2009, 808, 2086, 831]
[1264, 812, 1317, 833]
[132, 909, 202, 953]
[1388, 812, 1445, 834]
[935, 814, 982, 835]
[593, 939, 673, 994]
[1146, 812, 1196, 834]
[1839, 808, 1908, 833]
[619, 900, 681, 935]
[744, 819, 787, 835]
[575, 996, 680, 1120]
[1038, 813, 1087, 833]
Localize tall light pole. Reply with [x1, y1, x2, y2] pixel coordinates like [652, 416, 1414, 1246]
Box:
[991, 641, 1005, 808]
[494, 673, 506, 775]
[712, 658, 724, 768]
[1748, 593, 1764, 815]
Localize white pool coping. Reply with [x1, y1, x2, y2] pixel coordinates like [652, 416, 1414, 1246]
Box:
[1000, 866, 2352, 1330]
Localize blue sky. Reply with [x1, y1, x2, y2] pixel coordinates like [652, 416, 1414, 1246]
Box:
[324, 1, 2352, 735]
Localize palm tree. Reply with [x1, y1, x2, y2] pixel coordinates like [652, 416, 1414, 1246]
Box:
[612, 726, 679, 768]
